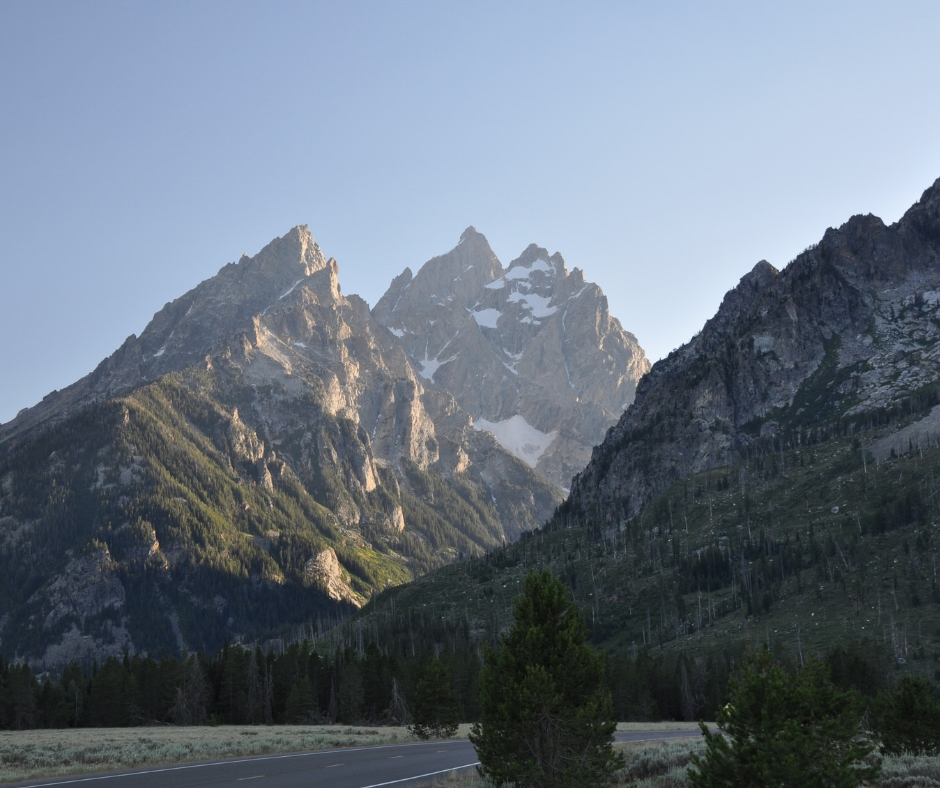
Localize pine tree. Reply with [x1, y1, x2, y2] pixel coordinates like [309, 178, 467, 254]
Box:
[246, 649, 262, 724]
[169, 657, 208, 726]
[410, 657, 459, 739]
[469, 570, 622, 788]
[284, 676, 316, 724]
[688, 648, 879, 788]
[388, 677, 412, 726]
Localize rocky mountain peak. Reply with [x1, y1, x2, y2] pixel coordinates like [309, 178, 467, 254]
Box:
[901, 176, 940, 230]
[372, 229, 503, 333]
[373, 229, 649, 490]
[743, 259, 779, 286]
[228, 225, 328, 286]
[0, 226, 337, 442]
[506, 243, 567, 280]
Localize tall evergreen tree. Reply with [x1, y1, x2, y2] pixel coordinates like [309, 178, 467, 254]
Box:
[410, 656, 459, 739]
[470, 570, 621, 788]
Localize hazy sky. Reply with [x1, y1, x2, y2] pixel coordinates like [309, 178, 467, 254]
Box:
[2, 1, 939, 424]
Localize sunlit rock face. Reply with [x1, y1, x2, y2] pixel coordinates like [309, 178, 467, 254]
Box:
[373, 227, 650, 491]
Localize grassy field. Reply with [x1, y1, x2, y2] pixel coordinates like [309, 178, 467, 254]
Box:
[0, 725, 417, 783]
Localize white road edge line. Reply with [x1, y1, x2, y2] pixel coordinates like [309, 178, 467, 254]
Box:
[15, 742, 470, 788]
[358, 762, 480, 788]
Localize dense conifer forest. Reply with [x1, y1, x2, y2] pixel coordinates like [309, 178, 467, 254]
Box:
[0, 629, 899, 731]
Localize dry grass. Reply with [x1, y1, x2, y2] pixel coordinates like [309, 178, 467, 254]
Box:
[616, 722, 705, 732]
[0, 725, 417, 783]
[610, 737, 940, 788]
[879, 753, 940, 787]
[613, 738, 704, 788]
[434, 767, 488, 788]
[447, 722, 704, 738]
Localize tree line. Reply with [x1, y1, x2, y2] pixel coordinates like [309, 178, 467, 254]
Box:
[0, 626, 913, 732]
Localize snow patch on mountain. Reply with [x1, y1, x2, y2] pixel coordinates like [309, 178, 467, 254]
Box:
[279, 279, 304, 300]
[471, 308, 501, 329]
[486, 258, 554, 291]
[506, 258, 553, 279]
[508, 291, 557, 318]
[417, 353, 457, 380]
[473, 415, 557, 467]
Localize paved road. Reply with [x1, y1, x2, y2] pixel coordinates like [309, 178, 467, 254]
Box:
[9, 729, 702, 788]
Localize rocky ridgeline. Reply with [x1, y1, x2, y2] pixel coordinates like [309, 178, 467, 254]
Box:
[561, 176, 940, 527]
[373, 227, 649, 491]
[2, 226, 562, 536]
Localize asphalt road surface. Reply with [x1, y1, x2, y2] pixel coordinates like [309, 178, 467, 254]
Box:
[9, 729, 702, 788]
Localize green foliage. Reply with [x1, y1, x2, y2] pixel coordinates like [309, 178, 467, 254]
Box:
[470, 571, 622, 788]
[409, 657, 459, 739]
[357, 421, 940, 699]
[0, 361, 553, 660]
[874, 674, 940, 756]
[688, 648, 879, 788]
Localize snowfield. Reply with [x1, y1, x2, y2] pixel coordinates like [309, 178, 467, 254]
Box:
[471, 308, 502, 328]
[473, 415, 557, 467]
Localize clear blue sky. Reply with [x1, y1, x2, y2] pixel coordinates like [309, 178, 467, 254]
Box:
[2, 1, 939, 424]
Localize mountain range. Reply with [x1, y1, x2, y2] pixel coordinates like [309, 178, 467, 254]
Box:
[351, 176, 940, 675]
[9, 173, 940, 673]
[0, 227, 646, 667]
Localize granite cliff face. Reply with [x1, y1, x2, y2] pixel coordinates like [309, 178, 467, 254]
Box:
[0, 227, 563, 666]
[373, 227, 650, 491]
[560, 176, 940, 528]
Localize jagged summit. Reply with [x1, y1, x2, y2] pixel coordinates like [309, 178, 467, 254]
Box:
[744, 259, 779, 283]
[373, 229, 649, 490]
[0, 226, 337, 441]
[505, 243, 567, 279]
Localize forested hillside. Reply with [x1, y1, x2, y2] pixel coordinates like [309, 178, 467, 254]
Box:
[349, 400, 940, 718]
[0, 366, 551, 663]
